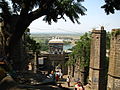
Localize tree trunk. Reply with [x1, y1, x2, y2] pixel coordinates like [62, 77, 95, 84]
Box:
[1, 6, 46, 71]
[1, 15, 32, 71]
[0, 22, 6, 57]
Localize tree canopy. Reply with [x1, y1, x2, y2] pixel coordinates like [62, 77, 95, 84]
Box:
[0, 0, 86, 24]
[0, 0, 86, 56]
[0, 0, 119, 47]
[67, 32, 91, 67]
[102, 0, 120, 14]
[67, 32, 91, 83]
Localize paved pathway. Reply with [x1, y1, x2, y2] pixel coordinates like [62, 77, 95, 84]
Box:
[60, 75, 91, 90]
[0, 74, 90, 90]
[58, 75, 76, 90]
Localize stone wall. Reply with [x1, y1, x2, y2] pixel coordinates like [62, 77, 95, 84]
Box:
[38, 53, 68, 75]
[88, 28, 106, 90]
[107, 29, 120, 90]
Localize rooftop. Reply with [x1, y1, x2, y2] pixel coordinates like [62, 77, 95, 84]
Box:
[49, 38, 63, 44]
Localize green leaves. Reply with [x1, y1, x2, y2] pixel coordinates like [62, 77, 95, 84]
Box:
[1, 0, 86, 25]
[43, 0, 84, 24]
[77, 0, 84, 2]
[60, 0, 86, 23]
[24, 33, 41, 52]
[67, 33, 91, 68]
[101, 0, 120, 14]
[42, 0, 86, 24]
[0, 0, 12, 19]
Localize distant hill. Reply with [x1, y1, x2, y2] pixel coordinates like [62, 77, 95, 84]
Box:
[30, 32, 83, 35]
[30, 32, 83, 40]
[30, 32, 83, 51]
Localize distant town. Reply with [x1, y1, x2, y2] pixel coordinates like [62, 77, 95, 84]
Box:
[30, 33, 82, 50]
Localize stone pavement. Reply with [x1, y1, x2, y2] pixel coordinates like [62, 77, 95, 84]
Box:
[59, 81, 90, 90]
[58, 75, 76, 90]
[0, 74, 90, 90]
[0, 75, 71, 90]
[58, 80, 75, 90]
[59, 75, 90, 90]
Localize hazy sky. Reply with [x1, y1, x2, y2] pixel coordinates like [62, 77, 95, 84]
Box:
[29, 0, 120, 34]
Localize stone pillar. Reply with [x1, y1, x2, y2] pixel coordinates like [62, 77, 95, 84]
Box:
[107, 29, 120, 90]
[88, 27, 106, 90]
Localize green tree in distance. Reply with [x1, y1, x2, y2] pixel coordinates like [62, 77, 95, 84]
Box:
[102, 0, 120, 14]
[67, 32, 91, 84]
[68, 33, 91, 67]
[39, 42, 48, 51]
[68, 32, 111, 84]
[24, 33, 41, 53]
[106, 32, 111, 49]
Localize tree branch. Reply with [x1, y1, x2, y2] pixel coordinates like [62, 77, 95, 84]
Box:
[28, 0, 56, 21]
[28, 8, 47, 21]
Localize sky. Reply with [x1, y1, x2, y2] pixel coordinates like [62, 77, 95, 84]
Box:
[29, 0, 120, 34]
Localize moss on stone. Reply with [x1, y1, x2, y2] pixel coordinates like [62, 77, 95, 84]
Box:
[112, 30, 120, 37]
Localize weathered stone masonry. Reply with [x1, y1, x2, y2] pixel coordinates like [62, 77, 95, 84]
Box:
[107, 29, 120, 90]
[88, 27, 106, 90]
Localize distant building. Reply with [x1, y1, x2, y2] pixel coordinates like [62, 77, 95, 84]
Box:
[48, 38, 64, 54]
[36, 37, 69, 74]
